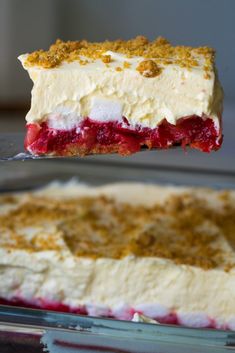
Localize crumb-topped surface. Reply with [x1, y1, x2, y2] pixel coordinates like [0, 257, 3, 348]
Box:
[24, 36, 215, 77]
[0, 185, 234, 271]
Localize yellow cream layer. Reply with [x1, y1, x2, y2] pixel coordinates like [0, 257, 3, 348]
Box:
[19, 51, 223, 129]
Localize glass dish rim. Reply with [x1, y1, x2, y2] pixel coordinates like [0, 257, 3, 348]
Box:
[0, 304, 235, 349]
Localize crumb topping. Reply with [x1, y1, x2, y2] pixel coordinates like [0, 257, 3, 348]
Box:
[25, 36, 215, 78]
[123, 61, 131, 69]
[101, 54, 112, 64]
[136, 60, 162, 77]
[0, 191, 234, 271]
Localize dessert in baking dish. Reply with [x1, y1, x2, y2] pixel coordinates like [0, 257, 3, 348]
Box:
[19, 36, 223, 156]
[0, 182, 235, 330]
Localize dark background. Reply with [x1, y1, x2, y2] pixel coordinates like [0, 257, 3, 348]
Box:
[0, 0, 234, 170]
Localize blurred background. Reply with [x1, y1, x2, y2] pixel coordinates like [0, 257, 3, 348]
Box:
[0, 0, 234, 171]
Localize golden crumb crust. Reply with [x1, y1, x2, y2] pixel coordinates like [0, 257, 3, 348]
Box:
[0, 190, 234, 271]
[25, 36, 215, 78]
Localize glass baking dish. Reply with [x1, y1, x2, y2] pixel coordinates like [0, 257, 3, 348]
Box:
[0, 159, 235, 353]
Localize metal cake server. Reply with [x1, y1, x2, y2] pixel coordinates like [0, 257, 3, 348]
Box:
[0, 133, 59, 161]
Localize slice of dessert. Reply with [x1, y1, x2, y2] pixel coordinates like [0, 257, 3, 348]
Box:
[19, 36, 223, 157]
[0, 182, 235, 330]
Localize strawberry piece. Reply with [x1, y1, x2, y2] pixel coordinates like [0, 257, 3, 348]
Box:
[24, 123, 41, 148]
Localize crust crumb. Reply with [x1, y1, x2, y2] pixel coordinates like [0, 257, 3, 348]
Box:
[123, 61, 131, 69]
[102, 54, 112, 64]
[137, 60, 162, 77]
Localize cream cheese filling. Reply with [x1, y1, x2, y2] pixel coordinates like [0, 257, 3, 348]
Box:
[19, 52, 223, 129]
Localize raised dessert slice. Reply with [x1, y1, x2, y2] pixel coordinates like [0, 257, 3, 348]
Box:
[0, 182, 235, 330]
[19, 36, 223, 156]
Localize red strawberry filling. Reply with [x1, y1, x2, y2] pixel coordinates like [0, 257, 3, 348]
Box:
[25, 116, 222, 156]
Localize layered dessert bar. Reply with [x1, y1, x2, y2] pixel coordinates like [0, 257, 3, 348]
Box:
[19, 36, 223, 156]
[0, 182, 235, 330]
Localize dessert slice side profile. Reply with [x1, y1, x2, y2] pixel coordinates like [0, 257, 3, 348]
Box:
[19, 36, 223, 157]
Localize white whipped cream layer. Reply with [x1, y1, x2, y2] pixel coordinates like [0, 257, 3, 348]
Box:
[19, 52, 223, 129]
[0, 182, 235, 329]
